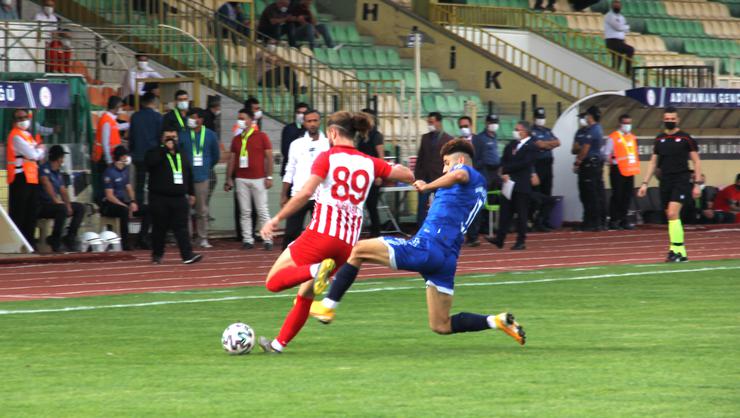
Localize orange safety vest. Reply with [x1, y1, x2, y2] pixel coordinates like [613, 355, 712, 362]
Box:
[6, 127, 40, 185]
[609, 130, 640, 177]
[93, 112, 122, 163]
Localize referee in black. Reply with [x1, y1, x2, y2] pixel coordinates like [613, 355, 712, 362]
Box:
[638, 107, 702, 262]
[145, 129, 203, 265]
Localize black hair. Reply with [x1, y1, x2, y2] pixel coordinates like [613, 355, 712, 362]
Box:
[361, 108, 377, 116]
[187, 107, 206, 119]
[238, 107, 254, 119]
[517, 120, 532, 133]
[48, 145, 66, 162]
[135, 53, 147, 60]
[440, 138, 475, 158]
[736, 173, 740, 183]
[244, 97, 260, 108]
[107, 96, 122, 111]
[174, 90, 188, 99]
[113, 145, 129, 161]
[428, 112, 442, 122]
[304, 109, 321, 118]
[664, 106, 678, 114]
[140, 92, 156, 106]
[295, 102, 310, 111]
[458, 116, 472, 125]
[619, 114, 631, 123]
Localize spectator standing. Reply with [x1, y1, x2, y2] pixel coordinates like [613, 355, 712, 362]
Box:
[488, 121, 538, 250]
[281, 102, 309, 177]
[280, 109, 330, 249]
[710, 174, 740, 223]
[414, 112, 453, 226]
[572, 106, 605, 231]
[129, 92, 163, 203]
[356, 108, 385, 237]
[203, 95, 222, 211]
[224, 109, 274, 250]
[530, 107, 561, 231]
[604, 114, 639, 229]
[33, 0, 58, 38]
[38, 145, 84, 252]
[458, 116, 473, 141]
[45, 30, 72, 73]
[0, 0, 19, 20]
[101, 146, 150, 250]
[162, 90, 191, 133]
[469, 114, 501, 246]
[216, 1, 250, 38]
[121, 54, 163, 103]
[604, 0, 634, 74]
[146, 130, 202, 265]
[288, 0, 336, 50]
[178, 108, 220, 248]
[6, 109, 45, 248]
[257, 0, 297, 47]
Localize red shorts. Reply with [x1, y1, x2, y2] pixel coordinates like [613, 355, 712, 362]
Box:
[288, 229, 353, 267]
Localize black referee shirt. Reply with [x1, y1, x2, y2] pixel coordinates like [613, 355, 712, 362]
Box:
[653, 130, 698, 176]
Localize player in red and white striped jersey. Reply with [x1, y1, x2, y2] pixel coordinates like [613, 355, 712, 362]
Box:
[257, 111, 414, 353]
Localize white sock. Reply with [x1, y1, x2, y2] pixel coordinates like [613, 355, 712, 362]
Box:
[271, 339, 284, 352]
[486, 315, 497, 329]
[322, 298, 339, 309]
[309, 263, 320, 279]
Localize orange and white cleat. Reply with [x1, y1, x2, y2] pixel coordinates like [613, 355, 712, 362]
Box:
[494, 312, 526, 346]
[310, 300, 336, 324]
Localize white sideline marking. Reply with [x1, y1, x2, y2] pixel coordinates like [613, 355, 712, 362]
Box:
[0, 265, 737, 316]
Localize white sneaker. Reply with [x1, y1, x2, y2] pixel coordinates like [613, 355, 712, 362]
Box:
[198, 240, 213, 248]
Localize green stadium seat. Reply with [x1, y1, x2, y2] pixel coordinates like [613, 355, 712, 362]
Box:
[313, 48, 327, 63]
[345, 25, 362, 44]
[351, 48, 365, 67]
[375, 49, 389, 67]
[426, 72, 443, 91]
[422, 95, 435, 113]
[363, 49, 378, 67]
[338, 48, 353, 67]
[356, 70, 369, 80]
[386, 49, 402, 68]
[326, 49, 341, 66]
[434, 95, 449, 113]
[367, 70, 381, 81]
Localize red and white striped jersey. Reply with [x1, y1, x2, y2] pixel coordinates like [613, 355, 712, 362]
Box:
[307, 145, 392, 245]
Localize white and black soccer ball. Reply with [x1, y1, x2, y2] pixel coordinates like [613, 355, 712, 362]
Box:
[221, 322, 255, 355]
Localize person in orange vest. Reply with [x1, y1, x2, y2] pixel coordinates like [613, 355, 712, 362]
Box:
[604, 114, 640, 230]
[93, 96, 128, 201]
[6, 109, 46, 248]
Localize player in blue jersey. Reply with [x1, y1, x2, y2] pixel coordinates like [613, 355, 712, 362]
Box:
[309, 139, 526, 344]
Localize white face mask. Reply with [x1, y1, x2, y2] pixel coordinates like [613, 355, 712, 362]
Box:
[621, 124, 632, 133]
[43, 6, 53, 15]
[296, 113, 304, 125]
[123, 156, 132, 166]
[2, 0, 12, 7]
[214, 110, 221, 116]
[61, 40, 71, 48]
[512, 130, 520, 141]
[137, 61, 150, 71]
[187, 118, 198, 129]
[487, 123, 499, 133]
[578, 118, 588, 127]
[459, 127, 471, 137]
[266, 44, 277, 53]
[176, 100, 189, 111]
[279, 6, 288, 12]
[253, 110, 263, 120]
[427, 124, 437, 133]
[17, 120, 31, 130]
[236, 119, 248, 130]
[535, 118, 546, 127]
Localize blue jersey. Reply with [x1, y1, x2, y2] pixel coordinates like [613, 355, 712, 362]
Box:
[419, 164, 487, 250]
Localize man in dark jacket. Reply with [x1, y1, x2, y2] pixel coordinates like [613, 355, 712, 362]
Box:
[488, 121, 538, 250]
[145, 129, 202, 265]
[280, 102, 308, 177]
[414, 111, 453, 226]
[162, 89, 190, 133]
[128, 92, 162, 203]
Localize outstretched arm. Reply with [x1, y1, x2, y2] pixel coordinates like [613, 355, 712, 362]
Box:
[414, 166, 469, 193]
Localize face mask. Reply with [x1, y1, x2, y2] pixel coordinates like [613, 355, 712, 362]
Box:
[17, 120, 31, 130]
[2, 0, 12, 6]
[187, 118, 198, 129]
[176, 101, 189, 111]
[137, 61, 149, 71]
[460, 127, 471, 137]
[237, 119, 248, 130]
[44, 6, 53, 14]
[266, 44, 277, 53]
[122, 156, 132, 166]
[512, 130, 520, 141]
[253, 110, 263, 120]
[427, 124, 437, 133]
[535, 118, 546, 127]
[621, 124, 632, 133]
[214, 110, 221, 116]
[579, 118, 588, 127]
[295, 113, 304, 125]
[487, 123, 499, 133]
[664, 121, 677, 130]
[279, 6, 288, 12]
[61, 40, 71, 48]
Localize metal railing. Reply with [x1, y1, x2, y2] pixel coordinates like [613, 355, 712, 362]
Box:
[632, 65, 715, 88]
[429, 2, 634, 77]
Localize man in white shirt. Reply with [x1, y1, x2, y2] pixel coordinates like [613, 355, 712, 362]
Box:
[603, 0, 634, 74]
[280, 109, 330, 250]
[121, 53, 163, 103]
[33, 0, 58, 38]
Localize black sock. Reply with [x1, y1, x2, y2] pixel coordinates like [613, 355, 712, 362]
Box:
[450, 312, 490, 334]
[326, 263, 359, 302]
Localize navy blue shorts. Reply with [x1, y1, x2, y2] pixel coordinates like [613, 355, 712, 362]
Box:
[380, 235, 458, 295]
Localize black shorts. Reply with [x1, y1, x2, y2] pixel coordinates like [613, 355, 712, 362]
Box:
[660, 173, 692, 207]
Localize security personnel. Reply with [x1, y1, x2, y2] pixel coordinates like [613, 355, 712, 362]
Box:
[145, 130, 202, 265]
[39, 145, 85, 252]
[6, 109, 45, 248]
[572, 106, 605, 231]
[531, 107, 561, 231]
[162, 90, 190, 133]
[638, 107, 702, 262]
[468, 114, 501, 246]
[605, 114, 640, 230]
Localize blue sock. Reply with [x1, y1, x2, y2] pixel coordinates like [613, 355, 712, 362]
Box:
[450, 312, 490, 334]
[326, 263, 359, 303]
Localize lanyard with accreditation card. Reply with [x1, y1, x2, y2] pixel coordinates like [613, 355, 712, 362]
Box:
[166, 152, 184, 184]
[191, 128, 206, 167]
[239, 127, 255, 168]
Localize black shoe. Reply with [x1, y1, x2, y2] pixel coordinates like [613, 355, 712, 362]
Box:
[242, 242, 254, 250]
[533, 224, 552, 233]
[546, 5, 555, 12]
[62, 235, 79, 252]
[533, 5, 545, 11]
[183, 253, 203, 264]
[485, 236, 504, 249]
[608, 222, 623, 230]
[466, 240, 481, 247]
[152, 256, 162, 265]
[46, 236, 62, 252]
[511, 243, 526, 250]
[621, 221, 635, 230]
[665, 251, 688, 263]
[263, 241, 273, 251]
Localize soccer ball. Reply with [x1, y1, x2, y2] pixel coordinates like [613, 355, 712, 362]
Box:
[221, 323, 255, 355]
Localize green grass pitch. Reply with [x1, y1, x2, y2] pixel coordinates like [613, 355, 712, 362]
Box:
[2, 260, 739, 417]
